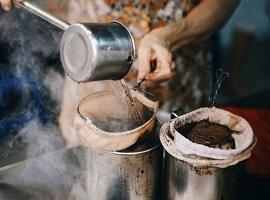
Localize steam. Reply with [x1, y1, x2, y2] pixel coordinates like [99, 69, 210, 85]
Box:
[44, 68, 65, 105]
[0, 3, 88, 199]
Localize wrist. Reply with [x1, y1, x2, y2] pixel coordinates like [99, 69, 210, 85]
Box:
[151, 19, 187, 51]
[150, 27, 171, 49]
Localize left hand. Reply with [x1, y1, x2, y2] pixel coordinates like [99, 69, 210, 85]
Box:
[0, 0, 23, 11]
[137, 29, 175, 87]
[0, 0, 12, 11]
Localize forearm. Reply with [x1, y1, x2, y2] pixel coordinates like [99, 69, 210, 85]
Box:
[156, 0, 240, 51]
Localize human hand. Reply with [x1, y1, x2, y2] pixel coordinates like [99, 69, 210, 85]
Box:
[0, 0, 23, 11]
[0, 0, 12, 11]
[137, 29, 175, 87]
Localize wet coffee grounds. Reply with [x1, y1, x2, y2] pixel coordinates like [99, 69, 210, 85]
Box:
[177, 120, 235, 149]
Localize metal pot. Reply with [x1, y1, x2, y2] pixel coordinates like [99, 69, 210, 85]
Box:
[160, 111, 256, 200]
[164, 152, 243, 200]
[60, 22, 135, 82]
[15, 0, 135, 82]
[82, 123, 163, 200]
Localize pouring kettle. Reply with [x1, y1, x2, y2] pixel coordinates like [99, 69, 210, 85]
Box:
[14, 0, 135, 82]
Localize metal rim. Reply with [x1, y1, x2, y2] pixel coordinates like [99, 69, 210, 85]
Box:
[82, 125, 161, 155]
[110, 21, 136, 62]
[85, 143, 160, 156]
[111, 143, 160, 155]
[60, 23, 97, 82]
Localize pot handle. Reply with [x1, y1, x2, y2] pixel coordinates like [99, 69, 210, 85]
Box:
[13, 0, 70, 31]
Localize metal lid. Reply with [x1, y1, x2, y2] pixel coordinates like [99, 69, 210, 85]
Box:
[60, 23, 96, 82]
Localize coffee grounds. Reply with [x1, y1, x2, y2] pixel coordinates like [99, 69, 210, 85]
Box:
[177, 120, 235, 149]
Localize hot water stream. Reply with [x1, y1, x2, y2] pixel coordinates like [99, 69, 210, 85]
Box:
[90, 80, 153, 132]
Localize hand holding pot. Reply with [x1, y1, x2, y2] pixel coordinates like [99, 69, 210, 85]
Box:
[0, 0, 23, 11]
[0, 0, 12, 11]
[137, 28, 175, 87]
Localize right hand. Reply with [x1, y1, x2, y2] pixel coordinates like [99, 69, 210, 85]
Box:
[137, 29, 175, 87]
[0, 0, 12, 11]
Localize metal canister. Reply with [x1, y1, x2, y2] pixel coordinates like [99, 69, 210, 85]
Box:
[160, 120, 256, 200]
[82, 125, 162, 200]
[163, 152, 243, 200]
[60, 22, 135, 82]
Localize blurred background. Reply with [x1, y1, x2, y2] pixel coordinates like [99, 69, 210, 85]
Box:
[215, 1, 270, 199]
[217, 0, 270, 107]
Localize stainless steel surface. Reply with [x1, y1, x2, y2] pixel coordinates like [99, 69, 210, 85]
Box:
[14, 0, 69, 30]
[0, 123, 161, 200]
[83, 122, 162, 200]
[84, 144, 162, 200]
[61, 22, 135, 82]
[0, 145, 162, 200]
[0, 147, 84, 200]
[164, 152, 243, 200]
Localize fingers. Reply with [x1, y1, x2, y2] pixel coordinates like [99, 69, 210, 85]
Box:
[171, 61, 176, 70]
[137, 33, 175, 86]
[148, 65, 172, 82]
[0, 0, 12, 11]
[144, 79, 158, 88]
[147, 44, 173, 83]
[137, 46, 151, 83]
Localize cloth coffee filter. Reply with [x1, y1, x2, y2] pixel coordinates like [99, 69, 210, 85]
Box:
[160, 107, 257, 168]
[74, 89, 158, 151]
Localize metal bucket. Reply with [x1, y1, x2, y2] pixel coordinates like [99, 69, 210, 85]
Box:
[164, 152, 243, 200]
[83, 123, 162, 200]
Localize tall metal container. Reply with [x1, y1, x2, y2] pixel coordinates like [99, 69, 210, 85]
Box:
[83, 128, 162, 200]
[164, 152, 243, 200]
[160, 118, 256, 200]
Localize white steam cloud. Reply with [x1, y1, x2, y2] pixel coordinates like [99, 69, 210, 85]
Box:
[0, 2, 88, 199]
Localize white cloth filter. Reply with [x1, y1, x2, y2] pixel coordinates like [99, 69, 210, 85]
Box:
[170, 107, 254, 160]
[160, 107, 257, 168]
[74, 89, 158, 151]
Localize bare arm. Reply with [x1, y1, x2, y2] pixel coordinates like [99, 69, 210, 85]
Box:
[163, 0, 241, 51]
[138, 0, 240, 85]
